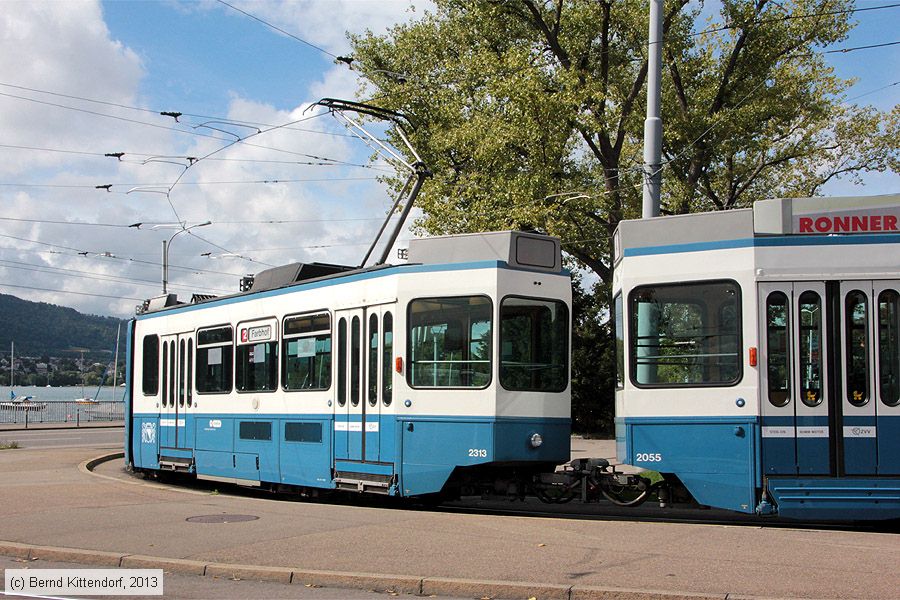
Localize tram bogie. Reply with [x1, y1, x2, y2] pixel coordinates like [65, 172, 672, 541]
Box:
[124, 230, 572, 500]
[613, 194, 900, 520]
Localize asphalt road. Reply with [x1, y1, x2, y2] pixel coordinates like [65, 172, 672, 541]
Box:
[0, 426, 122, 450]
[1, 434, 899, 599]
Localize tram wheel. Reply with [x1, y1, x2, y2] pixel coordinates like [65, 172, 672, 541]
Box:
[598, 477, 654, 507]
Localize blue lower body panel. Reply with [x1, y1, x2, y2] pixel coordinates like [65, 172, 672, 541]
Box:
[131, 412, 570, 498]
[878, 415, 900, 475]
[622, 417, 759, 514]
[768, 478, 900, 520]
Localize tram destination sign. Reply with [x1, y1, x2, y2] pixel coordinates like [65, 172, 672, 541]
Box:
[796, 211, 898, 234]
[753, 195, 900, 236]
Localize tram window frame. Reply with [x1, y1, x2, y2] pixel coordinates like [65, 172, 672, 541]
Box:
[178, 339, 186, 407]
[407, 295, 493, 390]
[628, 279, 742, 388]
[236, 318, 278, 393]
[168, 341, 175, 407]
[350, 316, 361, 406]
[161, 340, 168, 406]
[282, 311, 332, 392]
[877, 289, 899, 407]
[845, 290, 870, 406]
[499, 295, 569, 393]
[195, 325, 234, 395]
[141, 335, 160, 396]
[614, 294, 624, 390]
[798, 290, 824, 407]
[368, 313, 379, 406]
[337, 318, 347, 406]
[382, 312, 393, 406]
[765, 291, 791, 407]
[187, 339, 193, 407]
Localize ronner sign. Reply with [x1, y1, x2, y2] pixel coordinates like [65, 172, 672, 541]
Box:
[753, 194, 900, 236]
[797, 213, 898, 234]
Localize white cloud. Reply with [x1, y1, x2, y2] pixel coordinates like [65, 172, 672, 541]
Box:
[225, 0, 433, 56]
[0, 0, 428, 318]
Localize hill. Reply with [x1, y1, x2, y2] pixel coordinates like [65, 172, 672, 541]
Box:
[0, 294, 126, 359]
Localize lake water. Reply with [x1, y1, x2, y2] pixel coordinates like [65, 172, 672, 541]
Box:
[7, 385, 125, 403]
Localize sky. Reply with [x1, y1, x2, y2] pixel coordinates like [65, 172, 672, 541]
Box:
[0, 0, 897, 319]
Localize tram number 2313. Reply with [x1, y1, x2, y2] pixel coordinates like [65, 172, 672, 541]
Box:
[635, 452, 663, 462]
[468, 448, 488, 458]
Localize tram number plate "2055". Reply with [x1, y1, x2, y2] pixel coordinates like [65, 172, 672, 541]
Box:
[635, 452, 663, 462]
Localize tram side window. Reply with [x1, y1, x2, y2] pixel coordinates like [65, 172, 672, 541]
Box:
[237, 341, 277, 392]
[500, 296, 568, 392]
[630, 281, 741, 386]
[614, 294, 624, 390]
[283, 312, 331, 391]
[798, 291, 823, 407]
[766, 292, 790, 407]
[142, 335, 159, 395]
[846, 291, 869, 406]
[382, 312, 393, 406]
[878, 290, 899, 406]
[196, 326, 233, 394]
[408, 296, 492, 388]
[368, 313, 378, 406]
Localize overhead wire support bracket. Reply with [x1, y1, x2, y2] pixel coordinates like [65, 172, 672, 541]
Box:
[310, 98, 431, 268]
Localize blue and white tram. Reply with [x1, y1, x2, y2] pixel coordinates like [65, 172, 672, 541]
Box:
[125, 231, 572, 498]
[613, 194, 900, 520]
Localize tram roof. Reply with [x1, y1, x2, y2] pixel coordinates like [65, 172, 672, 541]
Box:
[136, 230, 564, 317]
[614, 193, 900, 262]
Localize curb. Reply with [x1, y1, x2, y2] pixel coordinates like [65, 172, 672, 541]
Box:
[0, 541, 743, 600]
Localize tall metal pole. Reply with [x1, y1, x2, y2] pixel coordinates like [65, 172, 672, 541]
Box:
[161, 240, 168, 294]
[642, 0, 664, 219]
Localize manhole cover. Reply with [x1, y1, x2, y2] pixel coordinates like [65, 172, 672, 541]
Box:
[186, 514, 259, 523]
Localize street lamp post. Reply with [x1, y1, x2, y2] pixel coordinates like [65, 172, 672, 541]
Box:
[160, 221, 212, 294]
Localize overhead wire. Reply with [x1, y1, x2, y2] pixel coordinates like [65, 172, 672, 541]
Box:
[0, 232, 243, 278]
[0, 282, 145, 302]
[215, 0, 340, 60]
[0, 81, 361, 138]
[0, 258, 234, 295]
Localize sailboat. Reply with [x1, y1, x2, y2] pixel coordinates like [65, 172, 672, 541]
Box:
[1, 342, 46, 411]
[74, 348, 98, 404]
[76, 323, 122, 404]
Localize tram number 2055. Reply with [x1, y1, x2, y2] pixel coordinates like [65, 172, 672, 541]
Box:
[635, 452, 663, 462]
[468, 448, 488, 458]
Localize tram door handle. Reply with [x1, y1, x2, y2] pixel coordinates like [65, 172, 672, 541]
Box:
[407, 423, 414, 432]
[733, 426, 745, 438]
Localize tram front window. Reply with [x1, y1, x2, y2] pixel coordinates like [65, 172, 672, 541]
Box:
[500, 296, 568, 392]
[630, 281, 741, 387]
[408, 296, 492, 388]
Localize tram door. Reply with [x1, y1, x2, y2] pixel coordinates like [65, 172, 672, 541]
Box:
[334, 305, 392, 465]
[840, 280, 900, 475]
[760, 282, 831, 475]
[159, 333, 193, 450]
[760, 280, 900, 476]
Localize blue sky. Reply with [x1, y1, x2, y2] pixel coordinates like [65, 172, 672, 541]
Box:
[0, 0, 897, 317]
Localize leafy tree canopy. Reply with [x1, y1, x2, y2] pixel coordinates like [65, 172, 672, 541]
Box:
[352, 0, 898, 284]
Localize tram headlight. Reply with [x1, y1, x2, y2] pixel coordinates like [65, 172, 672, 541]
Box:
[529, 433, 543, 448]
